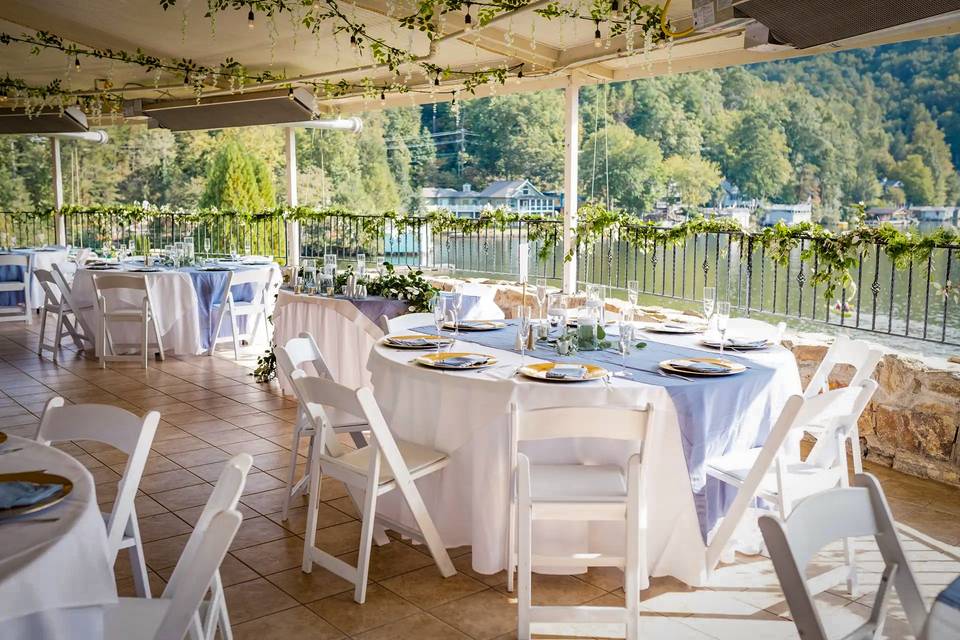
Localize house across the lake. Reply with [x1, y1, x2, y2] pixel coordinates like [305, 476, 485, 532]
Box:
[865, 206, 912, 227]
[910, 206, 957, 225]
[420, 180, 562, 218]
[760, 202, 813, 226]
[701, 207, 753, 228]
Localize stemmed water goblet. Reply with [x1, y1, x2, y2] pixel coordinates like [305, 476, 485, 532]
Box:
[517, 305, 532, 365]
[451, 285, 464, 338]
[535, 277, 548, 322]
[432, 296, 449, 355]
[618, 321, 634, 375]
[716, 301, 731, 354]
[703, 286, 716, 330]
[627, 280, 639, 315]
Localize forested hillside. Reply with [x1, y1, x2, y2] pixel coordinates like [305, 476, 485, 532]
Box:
[4, 33, 960, 222]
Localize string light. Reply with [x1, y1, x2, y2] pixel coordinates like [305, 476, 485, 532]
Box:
[247, 9, 255, 29]
[183, 72, 190, 85]
[380, 90, 386, 104]
[74, 56, 81, 71]
[611, 0, 620, 18]
[464, 2, 472, 31]
[516, 64, 524, 84]
[288, 87, 295, 100]
[434, 72, 441, 86]
[594, 20, 602, 48]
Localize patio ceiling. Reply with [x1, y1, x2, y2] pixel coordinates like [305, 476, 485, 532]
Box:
[2, 0, 960, 127]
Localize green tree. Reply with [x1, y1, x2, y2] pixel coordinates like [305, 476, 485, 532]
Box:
[722, 106, 792, 201]
[200, 140, 274, 211]
[662, 155, 722, 207]
[890, 154, 936, 204]
[580, 124, 664, 214]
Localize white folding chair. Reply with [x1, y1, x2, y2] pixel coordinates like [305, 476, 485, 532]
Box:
[292, 370, 456, 603]
[103, 508, 244, 640]
[726, 318, 786, 344]
[759, 473, 929, 640]
[457, 281, 505, 320]
[92, 273, 164, 369]
[382, 312, 435, 333]
[34, 268, 85, 361]
[168, 454, 252, 640]
[275, 332, 368, 521]
[52, 263, 96, 352]
[803, 334, 883, 474]
[705, 380, 879, 595]
[511, 405, 651, 640]
[37, 398, 160, 598]
[0, 254, 32, 323]
[208, 268, 275, 359]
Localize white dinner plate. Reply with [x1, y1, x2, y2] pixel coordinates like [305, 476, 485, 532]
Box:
[518, 362, 608, 382]
[382, 334, 453, 350]
[700, 337, 770, 351]
[414, 352, 498, 369]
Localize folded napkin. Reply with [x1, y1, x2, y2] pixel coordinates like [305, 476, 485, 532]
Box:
[546, 365, 587, 380]
[435, 355, 490, 368]
[389, 337, 439, 347]
[669, 359, 730, 374]
[725, 337, 768, 348]
[0, 480, 63, 510]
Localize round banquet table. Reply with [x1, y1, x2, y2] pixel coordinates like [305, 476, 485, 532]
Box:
[0, 248, 70, 310]
[367, 325, 802, 585]
[70, 263, 278, 356]
[0, 435, 117, 639]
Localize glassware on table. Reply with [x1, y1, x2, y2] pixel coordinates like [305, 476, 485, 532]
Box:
[203, 236, 211, 255]
[517, 305, 532, 364]
[703, 286, 716, 329]
[546, 292, 564, 328]
[535, 277, 548, 321]
[716, 301, 731, 354]
[229, 239, 239, 262]
[184, 237, 195, 264]
[627, 280, 639, 310]
[324, 253, 337, 271]
[432, 296, 449, 354]
[618, 321, 635, 373]
[356, 253, 366, 279]
[302, 259, 317, 294]
[244, 236, 252, 257]
[578, 304, 600, 350]
[127, 239, 136, 257]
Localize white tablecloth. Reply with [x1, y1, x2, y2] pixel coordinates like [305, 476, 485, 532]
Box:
[71, 266, 204, 356]
[366, 330, 801, 585]
[8, 248, 70, 310]
[0, 436, 117, 639]
[273, 291, 387, 395]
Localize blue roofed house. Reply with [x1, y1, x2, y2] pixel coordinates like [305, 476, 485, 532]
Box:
[420, 180, 562, 218]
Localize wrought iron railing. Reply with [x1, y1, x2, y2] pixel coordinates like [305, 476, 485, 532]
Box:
[3, 209, 956, 347]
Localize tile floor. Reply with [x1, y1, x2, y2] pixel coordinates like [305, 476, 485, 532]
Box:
[1, 320, 958, 640]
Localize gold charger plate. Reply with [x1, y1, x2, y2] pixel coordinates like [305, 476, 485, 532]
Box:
[0, 471, 73, 520]
[518, 362, 608, 382]
[443, 320, 505, 331]
[700, 337, 770, 351]
[414, 352, 498, 370]
[382, 334, 453, 349]
[659, 357, 746, 377]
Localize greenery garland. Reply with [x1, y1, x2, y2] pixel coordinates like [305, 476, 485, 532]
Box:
[6, 202, 957, 302]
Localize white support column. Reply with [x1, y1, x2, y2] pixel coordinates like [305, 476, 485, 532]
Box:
[562, 75, 580, 294]
[284, 126, 300, 268]
[51, 138, 66, 246]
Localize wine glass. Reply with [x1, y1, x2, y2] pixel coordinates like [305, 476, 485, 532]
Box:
[703, 286, 716, 328]
[535, 278, 548, 321]
[244, 236, 252, 257]
[451, 285, 464, 338]
[203, 236, 211, 256]
[547, 292, 563, 328]
[716, 301, 731, 354]
[618, 321, 634, 374]
[432, 296, 448, 355]
[356, 253, 366, 279]
[517, 305, 532, 364]
[627, 280, 639, 309]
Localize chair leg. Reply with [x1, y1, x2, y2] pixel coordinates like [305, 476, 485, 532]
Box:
[301, 444, 324, 574]
[850, 430, 864, 475]
[506, 499, 516, 592]
[37, 306, 48, 355]
[100, 315, 107, 369]
[142, 316, 149, 369]
[517, 491, 532, 639]
[128, 516, 152, 598]
[349, 431, 368, 448]
[354, 473, 381, 604]
[53, 311, 64, 363]
[281, 426, 304, 521]
[230, 307, 241, 360]
[152, 314, 165, 361]
[395, 478, 455, 578]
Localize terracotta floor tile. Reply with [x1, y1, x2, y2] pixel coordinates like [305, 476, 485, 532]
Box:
[150, 482, 215, 511]
[150, 435, 211, 455]
[229, 515, 292, 550]
[220, 438, 284, 456]
[354, 611, 471, 640]
[307, 584, 418, 636]
[224, 577, 300, 625]
[266, 566, 354, 604]
[380, 564, 488, 609]
[196, 428, 261, 446]
[143, 532, 192, 570]
[232, 536, 305, 575]
[137, 512, 194, 543]
[265, 502, 355, 535]
[241, 487, 301, 515]
[336, 539, 434, 581]
[430, 588, 518, 640]
[233, 606, 344, 640]
[165, 446, 230, 468]
[138, 468, 205, 494]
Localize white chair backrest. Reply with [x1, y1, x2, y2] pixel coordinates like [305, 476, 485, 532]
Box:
[34, 268, 63, 305]
[163, 453, 252, 597]
[0, 254, 29, 269]
[276, 332, 333, 380]
[229, 267, 272, 289]
[804, 334, 883, 398]
[385, 312, 436, 333]
[154, 509, 243, 640]
[52, 263, 74, 291]
[514, 405, 650, 444]
[727, 318, 786, 343]
[0, 255, 29, 299]
[36, 398, 160, 553]
[759, 473, 928, 639]
[92, 273, 149, 293]
[73, 247, 92, 265]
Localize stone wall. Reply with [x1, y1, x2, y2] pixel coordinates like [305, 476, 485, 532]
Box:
[424, 274, 960, 486]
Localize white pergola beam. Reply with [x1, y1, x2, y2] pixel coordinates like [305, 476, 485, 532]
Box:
[284, 126, 300, 268]
[562, 75, 579, 294]
[50, 138, 65, 246]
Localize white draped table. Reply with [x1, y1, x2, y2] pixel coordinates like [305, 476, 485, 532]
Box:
[0, 436, 117, 639]
[367, 328, 801, 585]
